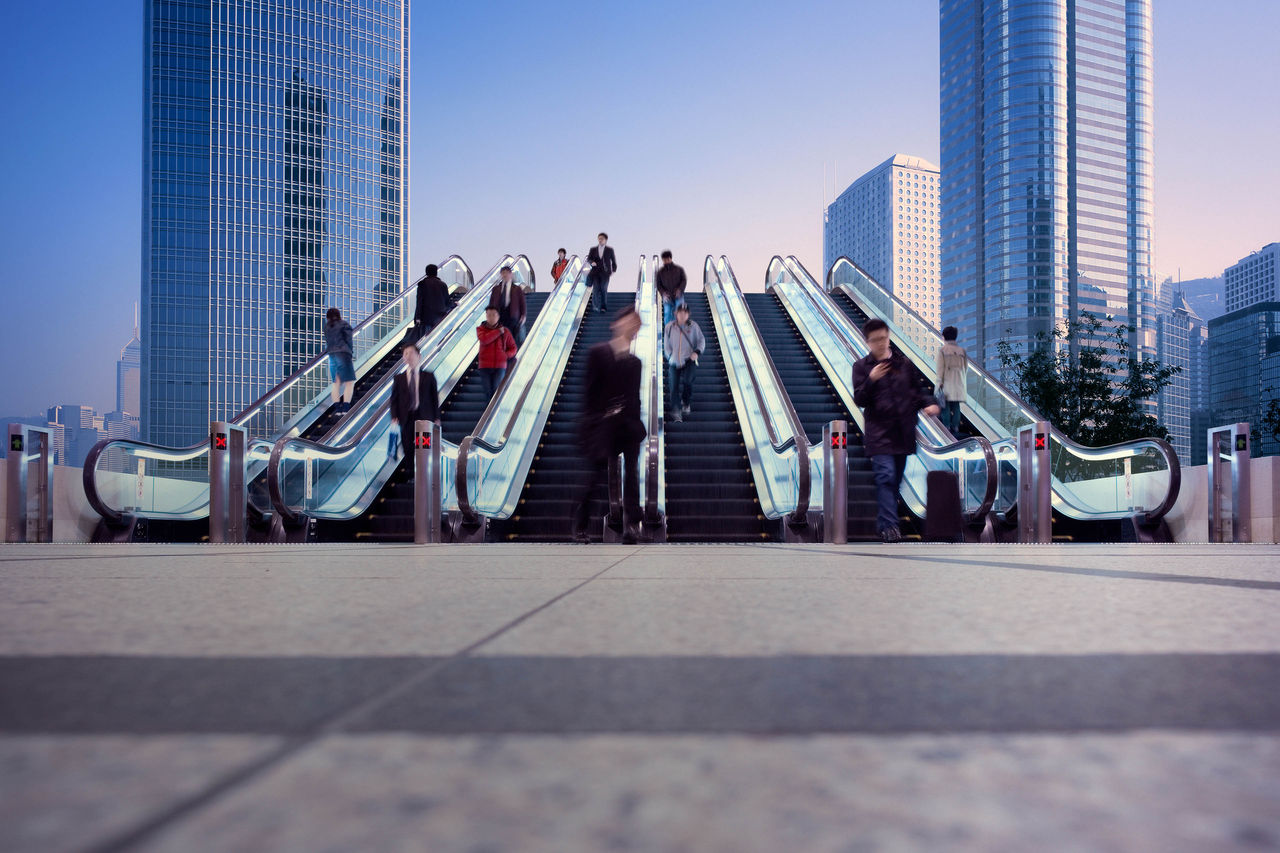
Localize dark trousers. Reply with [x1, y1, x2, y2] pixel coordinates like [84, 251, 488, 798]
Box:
[501, 316, 524, 347]
[943, 401, 962, 434]
[590, 275, 610, 312]
[870, 453, 908, 533]
[669, 361, 696, 410]
[572, 442, 641, 534]
[398, 419, 416, 460]
[479, 366, 506, 399]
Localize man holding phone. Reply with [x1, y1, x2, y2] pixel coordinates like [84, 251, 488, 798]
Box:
[851, 318, 940, 542]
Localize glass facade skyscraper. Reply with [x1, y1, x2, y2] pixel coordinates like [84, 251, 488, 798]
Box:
[1208, 302, 1280, 459]
[143, 0, 409, 445]
[939, 0, 1155, 372]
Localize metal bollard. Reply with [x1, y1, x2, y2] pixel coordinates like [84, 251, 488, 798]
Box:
[824, 419, 848, 544]
[1207, 423, 1250, 543]
[1016, 421, 1052, 543]
[209, 421, 247, 543]
[414, 420, 442, 544]
[6, 424, 53, 543]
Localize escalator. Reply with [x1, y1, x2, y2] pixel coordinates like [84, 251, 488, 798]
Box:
[490, 305, 615, 541]
[664, 291, 769, 542]
[342, 291, 552, 541]
[83, 256, 475, 542]
[825, 256, 1180, 542]
[743, 292, 879, 540]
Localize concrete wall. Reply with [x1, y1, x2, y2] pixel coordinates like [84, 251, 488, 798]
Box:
[0, 458, 101, 543]
[1164, 456, 1280, 543]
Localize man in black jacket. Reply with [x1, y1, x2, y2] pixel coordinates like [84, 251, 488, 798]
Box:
[655, 249, 687, 327]
[487, 264, 527, 345]
[413, 264, 452, 336]
[586, 232, 617, 313]
[389, 341, 441, 461]
[851, 318, 940, 542]
[572, 306, 645, 543]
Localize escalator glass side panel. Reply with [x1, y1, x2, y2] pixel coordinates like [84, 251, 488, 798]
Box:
[633, 256, 664, 519]
[827, 256, 1178, 521]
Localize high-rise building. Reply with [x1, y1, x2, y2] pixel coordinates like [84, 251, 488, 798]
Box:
[142, 1, 410, 445]
[47, 404, 107, 467]
[939, 0, 1155, 372]
[116, 308, 141, 417]
[1155, 281, 1208, 465]
[824, 154, 942, 327]
[1208, 301, 1280, 459]
[1224, 243, 1279, 313]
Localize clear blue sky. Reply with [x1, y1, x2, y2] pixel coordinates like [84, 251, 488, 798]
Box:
[1, 0, 1277, 417]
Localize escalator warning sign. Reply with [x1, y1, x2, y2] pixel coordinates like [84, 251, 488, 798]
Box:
[830, 433, 846, 449]
[213, 432, 228, 450]
[1236, 435, 1248, 453]
[10, 435, 22, 453]
[1034, 434, 1047, 450]
[415, 433, 431, 449]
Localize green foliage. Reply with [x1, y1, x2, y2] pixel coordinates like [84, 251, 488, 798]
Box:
[996, 313, 1180, 447]
[1260, 394, 1280, 450]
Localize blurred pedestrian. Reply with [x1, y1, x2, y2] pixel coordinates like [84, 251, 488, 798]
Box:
[413, 263, 452, 337]
[571, 306, 646, 543]
[935, 325, 968, 436]
[389, 341, 440, 460]
[586, 232, 617, 313]
[476, 305, 517, 400]
[655, 250, 687, 327]
[324, 307, 355, 412]
[852, 318, 940, 543]
[488, 264, 527, 345]
[663, 302, 704, 423]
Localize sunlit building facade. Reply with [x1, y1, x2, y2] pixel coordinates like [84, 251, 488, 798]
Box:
[824, 155, 942, 328]
[939, 0, 1155, 372]
[143, 0, 409, 444]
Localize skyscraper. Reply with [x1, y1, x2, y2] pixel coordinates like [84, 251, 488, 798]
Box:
[1224, 243, 1279, 313]
[1155, 282, 1207, 464]
[116, 307, 141, 417]
[824, 155, 942, 327]
[939, 0, 1155, 372]
[143, 1, 409, 445]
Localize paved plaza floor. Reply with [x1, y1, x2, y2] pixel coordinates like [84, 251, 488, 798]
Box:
[1, 542, 1279, 852]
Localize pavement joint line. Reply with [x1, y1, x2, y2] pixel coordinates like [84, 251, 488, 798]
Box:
[82, 546, 642, 853]
[840, 552, 1280, 591]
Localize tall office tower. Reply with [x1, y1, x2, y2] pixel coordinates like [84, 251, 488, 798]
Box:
[1208, 301, 1280, 459]
[116, 309, 141, 417]
[1224, 243, 1279, 313]
[1155, 282, 1207, 464]
[143, 1, 409, 445]
[939, 0, 1155, 373]
[824, 155, 942, 328]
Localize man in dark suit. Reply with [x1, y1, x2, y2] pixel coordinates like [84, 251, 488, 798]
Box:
[389, 341, 441, 460]
[487, 264, 527, 345]
[585, 231, 617, 313]
[571, 306, 646, 543]
[413, 263, 452, 337]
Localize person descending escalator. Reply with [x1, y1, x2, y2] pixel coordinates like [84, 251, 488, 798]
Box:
[389, 341, 441, 461]
[551, 248, 569, 284]
[413, 263, 453, 338]
[571, 306, 646, 544]
[585, 232, 617, 313]
[852, 318, 941, 543]
[663, 302, 704, 423]
[324, 307, 356, 413]
[655, 249, 687, 327]
[476, 306, 518, 401]
[488, 264, 527, 345]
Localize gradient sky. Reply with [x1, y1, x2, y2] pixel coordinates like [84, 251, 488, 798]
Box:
[1, 0, 1277, 417]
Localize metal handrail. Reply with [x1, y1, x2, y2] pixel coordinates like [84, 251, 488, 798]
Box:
[706, 256, 811, 523]
[770, 255, 997, 524]
[84, 256, 472, 524]
[454, 261, 593, 524]
[266, 255, 529, 525]
[641, 255, 664, 526]
[827, 255, 1180, 523]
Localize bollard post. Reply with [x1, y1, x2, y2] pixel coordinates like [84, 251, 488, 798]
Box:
[1017, 422, 1052, 543]
[209, 421, 246, 543]
[414, 420, 442, 544]
[1207, 423, 1251, 543]
[825, 419, 848, 544]
[6, 424, 53, 543]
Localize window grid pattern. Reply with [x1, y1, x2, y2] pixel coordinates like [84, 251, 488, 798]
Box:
[1224, 244, 1279, 314]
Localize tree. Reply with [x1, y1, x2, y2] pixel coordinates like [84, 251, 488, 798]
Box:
[1259, 393, 1280, 454]
[996, 313, 1180, 447]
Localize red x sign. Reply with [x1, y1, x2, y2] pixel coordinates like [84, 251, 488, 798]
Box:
[830, 434, 846, 449]
[1034, 434, 1046, 450]
[415, 434, 431, 449]
[213, 433, 228, 450]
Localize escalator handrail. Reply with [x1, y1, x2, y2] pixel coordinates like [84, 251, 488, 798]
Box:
[266, 255, 528, 525]
[707, 256, 811, 522]
[455, 261, 593, 524]
[83, 255, 473, 525]
[639, 255, 664, 525]
[771, 255, 997, 524]
[826, 255, 1181, 523]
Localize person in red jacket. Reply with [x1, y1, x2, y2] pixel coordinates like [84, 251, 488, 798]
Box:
[551, 248, 569, 284]
[476, 305, 517, 399]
